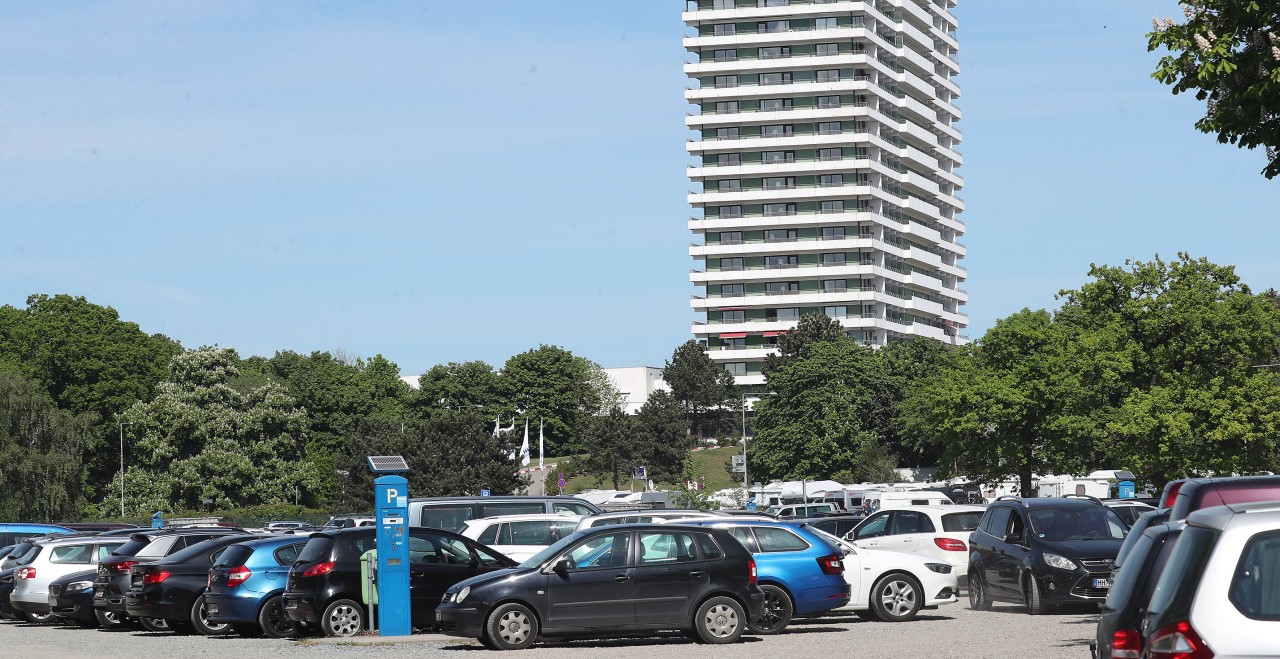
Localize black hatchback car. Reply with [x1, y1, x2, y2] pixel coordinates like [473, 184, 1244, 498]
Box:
[95, 528, 243, 630]
[125, 534, 265, 635]
[282, 527, 516, 636]
[436, 524, 766, 650]
[968, 496, 1127, 614]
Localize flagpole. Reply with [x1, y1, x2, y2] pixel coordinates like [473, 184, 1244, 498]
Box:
[539, 418, 544, 470]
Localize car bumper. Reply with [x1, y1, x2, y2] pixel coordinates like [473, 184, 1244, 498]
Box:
[205, 592, 263, 624]
[1035, 569, 1112, 602]
[435, 604, 485, 638]
[10, 596, 52, 615]
[51, 598, 97, 622]
[93, 584, 128, 612]
[124, 589, 183, 621]
[281, 593, 320, 625]
[794, 583, 852, 616]
[920, 570, 961, 606]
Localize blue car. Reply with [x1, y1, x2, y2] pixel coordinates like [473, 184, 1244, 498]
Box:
[205, 535, 309, 637]
[684, 520, 850, 634]
[0, 523, 74, 549]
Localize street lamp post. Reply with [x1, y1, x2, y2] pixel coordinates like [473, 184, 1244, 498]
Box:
[118, 421, 133, 517]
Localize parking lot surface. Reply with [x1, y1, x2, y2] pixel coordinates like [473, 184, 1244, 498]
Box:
[3, 601, 1098, 659]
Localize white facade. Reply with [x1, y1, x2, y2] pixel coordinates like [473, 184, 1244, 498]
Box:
[602, 366, 670, 414]
[683, 0, 967, 385]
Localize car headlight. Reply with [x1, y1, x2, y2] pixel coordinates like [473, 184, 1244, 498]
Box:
[67, 580, 95, 591]
[454, 586, 470, 603]
[925, 563, 951, 574]
[1043, 553, 1076, 571]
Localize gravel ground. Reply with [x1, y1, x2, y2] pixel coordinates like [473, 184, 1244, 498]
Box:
[2, 601, 1099, 659]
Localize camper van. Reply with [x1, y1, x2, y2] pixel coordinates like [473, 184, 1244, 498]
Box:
[864, 490, 953, 512]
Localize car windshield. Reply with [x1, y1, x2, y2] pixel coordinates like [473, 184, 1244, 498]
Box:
[518, 531, 587, 569]
[1028, 507, 1127, 541]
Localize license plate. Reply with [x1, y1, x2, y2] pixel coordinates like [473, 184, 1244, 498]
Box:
[1093, 578, 1110, 589]
[93, 590, 104, 599]
[49, 594, 58, 607]
[435, 610, 442, 622]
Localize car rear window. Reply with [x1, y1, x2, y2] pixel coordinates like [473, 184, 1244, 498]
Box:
[214, 545, 254, 568]
[110, 538, 152, 557]
[1147, 525, 1219, 629]
[1229, 529, 1280, 621]
[1105, 531, 1155, 612]
[296, 536, 335, 564]
[753, 527, 810, 553]
[942, 512, 984, 532]
[134, 536, 178, 558]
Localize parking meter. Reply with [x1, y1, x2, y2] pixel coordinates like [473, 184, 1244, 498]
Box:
[1117, 481, 1136, 499]
[151, 511, 164, 529]
[374, 475, 411, 636]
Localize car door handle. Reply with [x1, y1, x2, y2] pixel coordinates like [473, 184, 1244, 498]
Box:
[689, 571, 707, 578]
[614, 574, 631, 583]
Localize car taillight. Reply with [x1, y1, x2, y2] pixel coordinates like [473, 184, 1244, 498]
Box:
[1110, 628, 1141, 659]
[301, 561, 334, 578]
[1162, 482, 1184, 509]
[16, 567, 35, 580]
[817, 554, 844, 575]
[142, 569, 170, 584]
[1147, 620, 1214, 659]
[109, 560, 138, 573]
[934, 537, 967, 551]
[747, 558, 757, 585]
[227, 565, 251, 587]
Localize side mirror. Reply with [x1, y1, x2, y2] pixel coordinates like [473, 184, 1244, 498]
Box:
[552, 559, 571, 575]
[1003, 533, 1023, 545]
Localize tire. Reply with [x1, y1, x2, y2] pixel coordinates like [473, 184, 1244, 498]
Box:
[1024, 575, 1048, 615]
[484, 602, 539, 650]
[747, 584, 793, 634]
[94, 608, 126, 629]
[868, 573, 924, 622]
[320, 599, 364, 638]
[231, 623, 263, 638]
[479, 630, 501, 650]
[138, 616, 171, 632]
[257, 595, 299, 639]
[21, 611, 54, 624]
[968, 571, 991, 611]
[693, 596, 745, 644]
[191, 595, 232, 636]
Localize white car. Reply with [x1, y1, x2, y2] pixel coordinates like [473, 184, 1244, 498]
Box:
[1103, 499, 1157, 527]
[574, 510, 763, 532]
[10, 536, 125, 622]
[845, 504, 986, 587]
[807, 526, 960, 621]
[1142, 500, 1280, 658]
[459, 514, 580, 562]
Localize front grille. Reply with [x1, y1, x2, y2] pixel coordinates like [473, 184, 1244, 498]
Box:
[1079, 559, 1114, 573]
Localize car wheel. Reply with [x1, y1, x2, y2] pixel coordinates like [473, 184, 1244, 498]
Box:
[1024, 575, 1048, 615]
[138, 616, 171, 632]
[968, 571, 992, 611]
[21, 611, 54, 625]
[869, 573, 924, 622]
[192, 595, 232, 635]
[693, 596, 745, 644]
[747, 584, 793, 634]
[479, 629, 501, 650]
[257, 595, 299, 639]
[232, 622, 263, 637]
[94, 608, 126, 629]
[484, 602, 539, 650]
[321, 599, 364, 637]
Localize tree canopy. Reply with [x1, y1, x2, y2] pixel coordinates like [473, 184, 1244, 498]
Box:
[663, 340, 739, 440]
[498, 345, 617, 456]
[0, 368, 94, 521]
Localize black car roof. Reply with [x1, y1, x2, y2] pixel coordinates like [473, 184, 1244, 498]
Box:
[993, 497, 1106, 509]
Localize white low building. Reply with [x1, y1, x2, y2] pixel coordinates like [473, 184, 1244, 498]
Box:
[603, 366, 670, 414]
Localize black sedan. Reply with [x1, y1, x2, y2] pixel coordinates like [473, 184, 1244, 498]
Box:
[282, 527, 516, 636]
[125, 534, 266, 635]
[436, 524, 766, 650]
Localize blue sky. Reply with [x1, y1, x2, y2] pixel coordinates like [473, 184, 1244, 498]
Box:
[2, 1, 1276, 375]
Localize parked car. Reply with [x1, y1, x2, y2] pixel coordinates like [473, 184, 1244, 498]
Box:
[125, 534, 266, 635]
[683, 520, 849, 633]
[460, 514, 580, 563]
[283, 526, 516, 636]
[410, 496, 602, 532]
[795, 515, 864, 539]
[1101, 500, 1157, 527]
[0, 523, 74, 549]
[46, 568, 101, 627]
[1090, 521, 1184, 659]
[10, 536, 126, 623]
[1166, 474, 1280, 522]
[205, 535, 309, 638]
[846, 504, 986, 588]
[968, 495, 1127, 614]
[1142, 501, 1280, 658]
[806, 526, 959, 622]
[321, 517, 375, 530]
[764, 503, 837, 519]
[575, 510, 746, 531]
[94, 527, 244, 630]
[435, 524, 766, 649]
[0, 566, 25, 620]
[864, 490, 955, 512]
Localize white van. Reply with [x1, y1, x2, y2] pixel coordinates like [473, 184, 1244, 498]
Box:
[864, 490, 953, 512]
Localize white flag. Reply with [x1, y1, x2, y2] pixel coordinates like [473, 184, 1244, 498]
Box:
[493, 416, 501, 437]
[538, 418, 545, 470]
[519, 419, 531, 467]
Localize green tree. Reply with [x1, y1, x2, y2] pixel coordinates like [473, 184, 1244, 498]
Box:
[0, 368, 95, 521]
[752, 341, 888, 480]
[414, 360, 499, 413]
[662, 340, 739, 439]
[116, 348, 325, 514]
[633, 390, 694, 484]
[874, 337, 963, 466]
[580, 407, 638, 490]
[763, 312, 848, 373]
[498, 345, 617, 456]
[1148, 1, 1280, 178]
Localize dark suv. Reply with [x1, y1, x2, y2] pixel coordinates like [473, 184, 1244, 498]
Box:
[282, 526, 516, 636]
[968, 496, 1127, 614]
[94, 527, 242, 629]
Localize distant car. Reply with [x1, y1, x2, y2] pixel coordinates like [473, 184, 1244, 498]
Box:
[46, 568, 101, 627]
[681, 520, 849, 634]
[126, 534, 267, 635]
[796, 515, 864, 539]
[807, 526, 960, 622]
[1142, 501, 1280, 658]
[1102, 500, 1157, 527]
[206, 535, 309, 638]
[460, 514, 580, 563]
[1091, 520, 1184, 659]
[435, 524, 766, 649]
[764, 503, 837, 519]
[968, 496, 1127, 614]
[0, 523, 75, 549]
[574, 510, 748, 531]
[321, 517, 375, 530]
[410, 496, 602, 532]
[283, 526, 516, 636]
[846, 505, 986, 588]
[10, 536, 126, 624]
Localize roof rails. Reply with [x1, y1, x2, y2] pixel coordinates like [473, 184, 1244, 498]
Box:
[1063, 494, 1104, 505]
[993, 495, 1024, 502]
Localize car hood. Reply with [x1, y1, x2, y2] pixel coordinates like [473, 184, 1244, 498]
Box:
[1036, 538, 1123, 559]
[449, 568, 523, 592]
